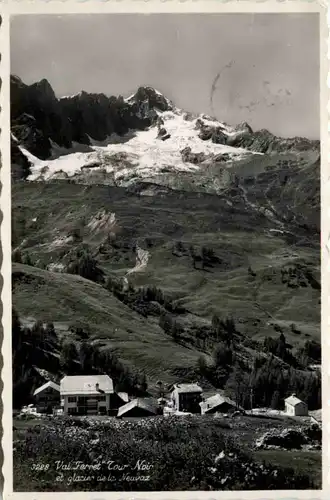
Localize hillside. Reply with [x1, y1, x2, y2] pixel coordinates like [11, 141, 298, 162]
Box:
[12, 262, 207, 384]
[11, 77, 321, 408]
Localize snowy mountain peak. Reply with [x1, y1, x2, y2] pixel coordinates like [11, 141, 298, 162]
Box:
[125, 86, 174, 113]
[11, 74, 320, 191]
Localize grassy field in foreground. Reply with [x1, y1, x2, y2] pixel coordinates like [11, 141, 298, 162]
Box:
[13, 414, 320, 491]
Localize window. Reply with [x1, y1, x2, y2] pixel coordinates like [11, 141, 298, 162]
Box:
[98, 395, 106, 402]
[68, 396, 77, 403]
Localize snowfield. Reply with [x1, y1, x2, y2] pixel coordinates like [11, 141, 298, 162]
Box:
[22, 109, 261, 183]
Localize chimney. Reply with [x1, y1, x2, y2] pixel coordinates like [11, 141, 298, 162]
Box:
[96, 383, 100, 391]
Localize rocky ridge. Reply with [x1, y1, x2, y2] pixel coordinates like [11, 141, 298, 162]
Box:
[11, 75, 172, 162]
[11, 75, 319, 184]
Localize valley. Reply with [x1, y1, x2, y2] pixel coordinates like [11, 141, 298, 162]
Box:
[11, 77, 321, 410]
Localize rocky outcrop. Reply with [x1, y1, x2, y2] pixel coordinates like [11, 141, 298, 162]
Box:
[10, 77, 173, 167]
[131, 86, 173, 113]
[255, 425, 321, 451]
[181, 146, 207, 164]
[195, 118, 228, 144]
[11, 113, 52, 161]
[11, 75, 72, 159]
[211, 128, 228, 145]
[195, 114, 319, 154]
[227, 128, 319, 154]
[11, 133, 31, 180]
[157, 127, 171, 141]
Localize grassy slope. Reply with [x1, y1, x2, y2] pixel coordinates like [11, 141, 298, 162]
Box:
[13, 262, 207, 385]
[12, 179, 320, 350]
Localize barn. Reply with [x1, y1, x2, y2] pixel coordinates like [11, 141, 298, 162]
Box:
[33, 381, 60, 413]
[200, 394, 241, 415]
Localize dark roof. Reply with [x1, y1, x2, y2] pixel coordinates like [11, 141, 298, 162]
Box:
[117, 398, 158, 417]
[200, 394, 242, 412]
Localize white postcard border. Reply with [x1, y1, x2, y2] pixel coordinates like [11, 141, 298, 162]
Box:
[0, 2, 328, 499]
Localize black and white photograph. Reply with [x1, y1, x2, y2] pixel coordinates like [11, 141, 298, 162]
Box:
[8, 9, 322, 494]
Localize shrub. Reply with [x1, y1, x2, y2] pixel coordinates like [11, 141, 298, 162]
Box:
[13, 417, 313, 491]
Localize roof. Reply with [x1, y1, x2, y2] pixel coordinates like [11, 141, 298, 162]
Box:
[201, 393, 237, 410]
[33, 381, 60, 396]
[285, 395, 306, 407]
[172, 383, 203, 394]
[117, 392, 129, 403]
[60, 375, 113, 396]
[310, 409, 322, 423]
[117, 398, 158, 417]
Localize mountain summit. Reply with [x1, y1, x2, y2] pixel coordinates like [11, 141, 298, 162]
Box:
[11, 76, 319, 191]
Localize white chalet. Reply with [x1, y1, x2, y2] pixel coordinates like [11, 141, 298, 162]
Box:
[284, 394, 308, 416]
[60, 375, 114, 415]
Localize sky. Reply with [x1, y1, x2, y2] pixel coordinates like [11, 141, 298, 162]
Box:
[11, 13, 320, 139]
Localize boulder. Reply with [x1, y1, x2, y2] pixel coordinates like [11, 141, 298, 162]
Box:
[181, 146, 206, 164]
[195, 118, 217, 141]
[211, 128, 228, 145]
[199, 127, 213, 141]
[157, 127, 171, 141]
[255, 427, 316, 450]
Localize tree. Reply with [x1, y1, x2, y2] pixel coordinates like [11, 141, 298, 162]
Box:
[270, 390, 281, 410]
[189, 245, 197, 269]
[70, 325, 90, 340]
[79, 341, 95, 373]
[159, 312, 174, 334]
[115, 367, 133, 393]
[66, 249, 104, 283]
[171, 320, 183, 341]
[12, 248, 23, 263]
[212, 314, 221, 331]
[213, 343, 233, 368]
[197, 355, 208, 377]
[30, 320, 46, 347]
[44, 322, 57, 342]
[301, 340, 321, 363]
[22, 252, 33, 266]
[139, 373, 148, 393]
[156, 380, 164, 398]
[60, 341, 78, 374]
[201, 246, 217, 268]
[248, 266, 256, 277]
[12, 308, 22, 354]
[173, 241, 185, 255]
[225, 365, 250, 409]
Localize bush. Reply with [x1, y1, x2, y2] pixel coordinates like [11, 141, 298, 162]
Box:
[13, 417, 313, 491]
